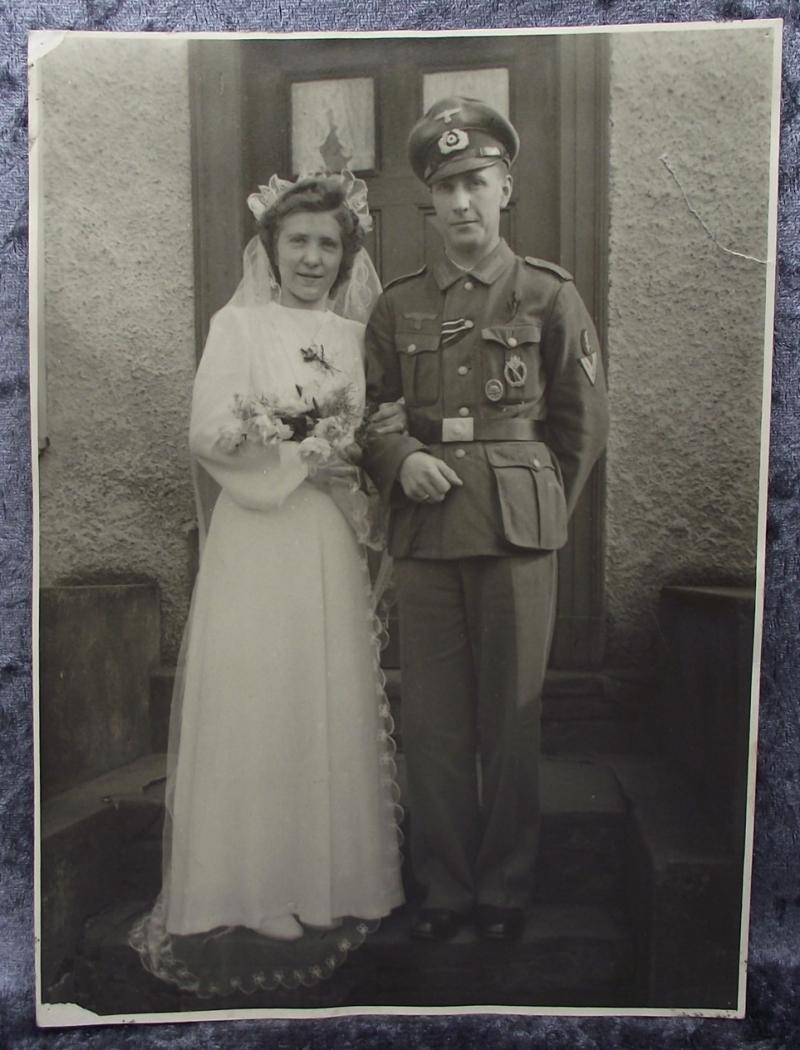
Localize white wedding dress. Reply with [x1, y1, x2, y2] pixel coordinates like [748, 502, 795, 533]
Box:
[131, 301, 403, 996]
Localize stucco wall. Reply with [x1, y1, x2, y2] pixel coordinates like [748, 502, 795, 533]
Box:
[37, 36, 196, 660]
[605, 28, 774, 666]
[35, 31, 776, 670]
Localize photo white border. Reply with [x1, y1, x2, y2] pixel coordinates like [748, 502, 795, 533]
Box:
[29, 17, 784, 1027]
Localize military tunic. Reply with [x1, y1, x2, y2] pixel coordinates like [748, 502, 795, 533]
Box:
[366, 239, 609, 557]
[364, 237, 609, 913]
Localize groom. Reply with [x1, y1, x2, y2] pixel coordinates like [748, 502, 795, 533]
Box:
[364, 97, 609, 941]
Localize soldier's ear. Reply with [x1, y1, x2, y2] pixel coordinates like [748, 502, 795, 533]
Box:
[501, 172, 513, 207]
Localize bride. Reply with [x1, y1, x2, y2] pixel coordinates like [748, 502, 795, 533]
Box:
[131, 171, 405, 996]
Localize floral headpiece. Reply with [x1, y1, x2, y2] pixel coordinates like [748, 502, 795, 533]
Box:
[246, 170, 373, 234]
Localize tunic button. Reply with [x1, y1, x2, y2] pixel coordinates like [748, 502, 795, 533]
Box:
[407, 343, 417, 353]
[464, 281, 474, 291]
[507, 336, 518, 348]
[457, 365, 469, 376]
[464, 320, 474, 329]
[532, 457, 542, 469]
[454, 448, 466, 459]
[458, 406, 470, 417]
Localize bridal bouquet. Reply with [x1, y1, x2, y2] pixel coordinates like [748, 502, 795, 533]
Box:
[216, 381, 385, 552]
[217, 383, 364, 467]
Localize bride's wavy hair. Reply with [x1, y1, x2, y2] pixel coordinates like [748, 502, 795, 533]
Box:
[258, 175, 365, 296]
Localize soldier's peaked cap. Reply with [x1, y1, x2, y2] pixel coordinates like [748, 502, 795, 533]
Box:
[408, 96, 520, 185]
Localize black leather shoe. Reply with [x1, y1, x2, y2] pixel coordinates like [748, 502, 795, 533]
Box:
[475, 905, 525, 941]
[410, 908, 469, 941]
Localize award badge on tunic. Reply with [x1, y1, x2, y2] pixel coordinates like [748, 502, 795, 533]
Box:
[440, 317, 474, 347]
[579, 329, 598, 385]
[485, 378, 505, 402]
[503, 353, 528, 388]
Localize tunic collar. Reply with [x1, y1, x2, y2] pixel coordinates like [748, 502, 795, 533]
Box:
[432, 239, 515, 291]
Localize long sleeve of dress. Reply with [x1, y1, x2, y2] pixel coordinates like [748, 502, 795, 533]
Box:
[189, 306, 309, 511]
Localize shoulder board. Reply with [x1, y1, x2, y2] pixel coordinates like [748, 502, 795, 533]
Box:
[524, 256, 573, 282]
[384, 265, 428, 291]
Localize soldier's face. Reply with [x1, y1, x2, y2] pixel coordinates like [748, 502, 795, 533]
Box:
[275, 211, 344, 310]
[430, 164, 513, 264]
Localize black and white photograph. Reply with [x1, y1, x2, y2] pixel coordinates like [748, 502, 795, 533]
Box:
[30, 22, 780, 1025]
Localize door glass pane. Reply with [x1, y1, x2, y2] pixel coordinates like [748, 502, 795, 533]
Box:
[291, 77, 376, 174]
[422, 68, 510, 117]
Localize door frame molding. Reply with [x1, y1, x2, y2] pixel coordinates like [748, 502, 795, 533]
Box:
[553, 33, 610, 668]
[189, 40, 247, 354]
[188, 41, 249, 529]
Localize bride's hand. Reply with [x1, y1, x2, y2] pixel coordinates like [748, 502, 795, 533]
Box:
[369, 399, 407, 436]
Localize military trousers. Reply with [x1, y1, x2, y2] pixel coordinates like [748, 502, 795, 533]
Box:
[394, 551, 558, 914]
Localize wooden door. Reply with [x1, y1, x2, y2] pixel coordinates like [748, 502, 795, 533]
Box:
[189, 33, 608, 669]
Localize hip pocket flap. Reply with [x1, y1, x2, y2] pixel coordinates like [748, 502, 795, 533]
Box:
[486, 443, 550, 471]
[487, 442, 567, 550]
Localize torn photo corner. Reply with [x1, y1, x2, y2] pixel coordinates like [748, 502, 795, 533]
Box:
[30, 20, 782, 1027]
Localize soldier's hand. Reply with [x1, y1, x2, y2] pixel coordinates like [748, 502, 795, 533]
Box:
[369, 400, 407, 436]
[399, 451, 463, 504]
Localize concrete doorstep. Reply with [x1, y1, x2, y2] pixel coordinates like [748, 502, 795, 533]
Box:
[41, 749, 742, 1013]
[54, 898, 633, 1014]
[41, 753, 634, 1013]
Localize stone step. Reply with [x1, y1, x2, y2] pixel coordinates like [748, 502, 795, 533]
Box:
[359, 903, 634, 1008]
[397, 757, 630, 909]
[48, 897, 634, 1014]
[608, 756, 743, 1011]
[150, 666, 656, 756]
[536, 757, 627, 904]
[41, 754, 628, 993]
[40, 754, 166, 991]
[657, 585, 754, 863]
[45, 753, 742, 1010]
[541, 669, 656, 755]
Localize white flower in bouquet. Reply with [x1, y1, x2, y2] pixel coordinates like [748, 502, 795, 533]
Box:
[312, 415, 352, 446]
[298, 436, 334, 463]
[251, 412, 290, 445]
[217, 422, 245, 452]
[219, 379, 365, 461]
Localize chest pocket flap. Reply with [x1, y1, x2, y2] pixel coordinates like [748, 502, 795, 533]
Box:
[481, 323, 541, 349]
[395, 331, 440, 355]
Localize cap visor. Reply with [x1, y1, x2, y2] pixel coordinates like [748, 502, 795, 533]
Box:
[427, 155, 508, 185]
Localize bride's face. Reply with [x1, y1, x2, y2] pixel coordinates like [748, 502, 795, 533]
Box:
[275, 211, 344, 310]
